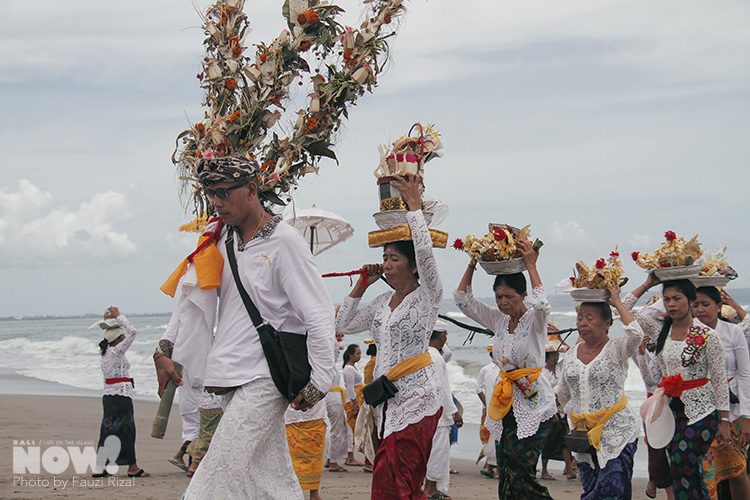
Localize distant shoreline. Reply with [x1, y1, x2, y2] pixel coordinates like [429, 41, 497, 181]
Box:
[0, 312, 172, 322]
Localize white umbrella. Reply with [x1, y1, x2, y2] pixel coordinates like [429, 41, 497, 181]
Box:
[285, 205, 355, 256]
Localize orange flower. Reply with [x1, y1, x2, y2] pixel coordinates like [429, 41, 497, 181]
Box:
[269, 95, 281, 105]
[304, 117, 318, 134]
[298, 40, 312, 52]
[261, 160, 274, 172]
[228, 111, 241, 122]
[297, 9, 319, 25]
[345, 58, 357, 67]
[229, 37, 242, 56]
[384, 13, 392, 23]
[343, 49, 353, 60]
[195, 123, 205, 133]
[195, 150, 203, 158]
[225, 78, 238, 91]
[259, 53, 267, 63]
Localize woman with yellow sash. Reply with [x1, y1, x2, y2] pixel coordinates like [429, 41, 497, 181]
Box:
[454, 239, 556, 499]
[555, 285, 643, 499]
[336, 174, 444, 500]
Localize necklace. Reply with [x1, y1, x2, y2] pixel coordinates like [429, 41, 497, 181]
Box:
[583, 338, 608, 356]
[238, 214, 267, 249]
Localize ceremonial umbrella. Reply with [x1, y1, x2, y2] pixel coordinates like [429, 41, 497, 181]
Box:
[285, 205, 355, 256]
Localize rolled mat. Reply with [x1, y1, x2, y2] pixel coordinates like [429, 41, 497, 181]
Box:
[151, 361, 182, 439]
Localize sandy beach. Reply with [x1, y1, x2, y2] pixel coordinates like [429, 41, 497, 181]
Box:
[0, 393, 659, 500]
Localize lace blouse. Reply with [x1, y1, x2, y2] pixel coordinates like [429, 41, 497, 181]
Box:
[555, 321, 643, 466]
[624, 294, 730, 423]
[335, 210, 443, 439]
[712, 320, 750, 421]
[343, 365, 363, 403]
[453, 284, 556, 440]
[100, 315, 137, 398]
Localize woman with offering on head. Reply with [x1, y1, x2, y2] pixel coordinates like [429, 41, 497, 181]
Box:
[555, 285, 643, 499]
[453, 238, 556, 499]
[335, 173, 444, 500]
[626, 277, 731, 500]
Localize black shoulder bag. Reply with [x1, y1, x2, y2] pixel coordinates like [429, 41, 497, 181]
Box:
[225, 229, 311, 402]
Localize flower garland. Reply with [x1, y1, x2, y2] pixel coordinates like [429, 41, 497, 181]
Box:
[453, 224, 533, 262]
[681, 325, 710, 367]
[570, 249, 625, 289]
[631, 231, 702, 269]
[173, 0, 408, 216]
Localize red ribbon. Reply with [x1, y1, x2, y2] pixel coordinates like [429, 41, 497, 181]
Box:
[322, 268, 370, 291]
[187, 217, 224, 263]
[658, 374, 709, 398]
[105, 377, 132, 385]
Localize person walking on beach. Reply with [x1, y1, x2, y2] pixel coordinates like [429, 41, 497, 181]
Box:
[425, 320, 463, 500]
[343, 344, 365, 467]
[454, 240, 556, 500]
[336, 173, 444, 500]
[92, 306, 149, 478]
[476, 347, 499, 479]
[154, 155, 335, 500]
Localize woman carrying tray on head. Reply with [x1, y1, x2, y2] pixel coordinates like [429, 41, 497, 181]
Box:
[555, 284, 643, 499]
[453, 238, 556, 499]
[625, 276, 731, 500]
[335, 173, 444, 500]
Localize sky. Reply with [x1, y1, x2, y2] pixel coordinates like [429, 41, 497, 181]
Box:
[1, 0, 749, 317]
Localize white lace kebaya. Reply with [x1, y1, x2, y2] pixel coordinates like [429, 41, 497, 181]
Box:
[555, 321, 643, 466]
[101, 315, 137, 398]
[453, 284, 556, 440]
[335, 210, 442, 440]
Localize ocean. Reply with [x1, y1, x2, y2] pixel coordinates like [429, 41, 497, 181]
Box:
[2, 290, 748, 474]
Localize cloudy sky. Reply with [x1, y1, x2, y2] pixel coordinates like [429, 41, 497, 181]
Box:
[1, 0, 749, 317]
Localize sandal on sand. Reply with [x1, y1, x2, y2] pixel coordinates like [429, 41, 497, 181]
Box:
[645, 482, 657, 499]
[91, 471, 110, 478]
[128, 469, 150, 477]
[328, 465, 348, 472]
[427, 493, 452, 500]
[540, 473, 555, 481]
[480, 469, 494, 478]
[168, 459, 189, 472]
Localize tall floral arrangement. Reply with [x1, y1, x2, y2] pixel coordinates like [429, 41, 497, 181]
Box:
[173, 0, 407, 216]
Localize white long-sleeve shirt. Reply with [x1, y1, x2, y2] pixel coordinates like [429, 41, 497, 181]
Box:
[713, 320, 750, 421]
[336, 210, 443, 439]
[556, 321, 643, 467]
[454, 284, 556, 440]
[429, 346, 458, 427]
[101, 315, 136, 398]
[203, 220, 335, 394]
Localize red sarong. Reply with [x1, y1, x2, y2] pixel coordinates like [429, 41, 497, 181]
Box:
[371, 409, 442, 500]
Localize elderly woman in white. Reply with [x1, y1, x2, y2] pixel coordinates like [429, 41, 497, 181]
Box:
[555, 285, 642, 500]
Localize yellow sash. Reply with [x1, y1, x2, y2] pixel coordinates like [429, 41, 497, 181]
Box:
[385, 352, 433, 381]
[354, 383, 364, 406]
[488, 368, 542, 421]
[329, 386, 346, 406]
[160, 233, 224, 297]
[570, 394, 628, 450]
[364, 356, 376, 385]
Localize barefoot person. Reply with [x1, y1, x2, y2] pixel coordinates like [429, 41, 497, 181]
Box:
[92, 306, 149, 478]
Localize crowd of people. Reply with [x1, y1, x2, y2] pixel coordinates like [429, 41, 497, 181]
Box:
[90, 155, 750, 500]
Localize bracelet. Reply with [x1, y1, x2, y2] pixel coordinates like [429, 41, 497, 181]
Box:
[720, 417, 731, 423]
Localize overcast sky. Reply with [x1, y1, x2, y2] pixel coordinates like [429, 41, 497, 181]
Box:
[1, 0, 749, 317]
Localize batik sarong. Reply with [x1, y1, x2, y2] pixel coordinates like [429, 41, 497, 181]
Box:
[344, 384, 364, 432]
[182, 378, 303, 500]
[578, 440, 637, 500]
[286, 418, 326, 490]
[703, 418, 748, 500]
[97, 395, 136, 466]
[187, 407, 223, 464]
[495, 412, 553, 500]
[325, 391, 351, 462]
[667, 408, 718, 500]
[371, 409, 441, 500]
